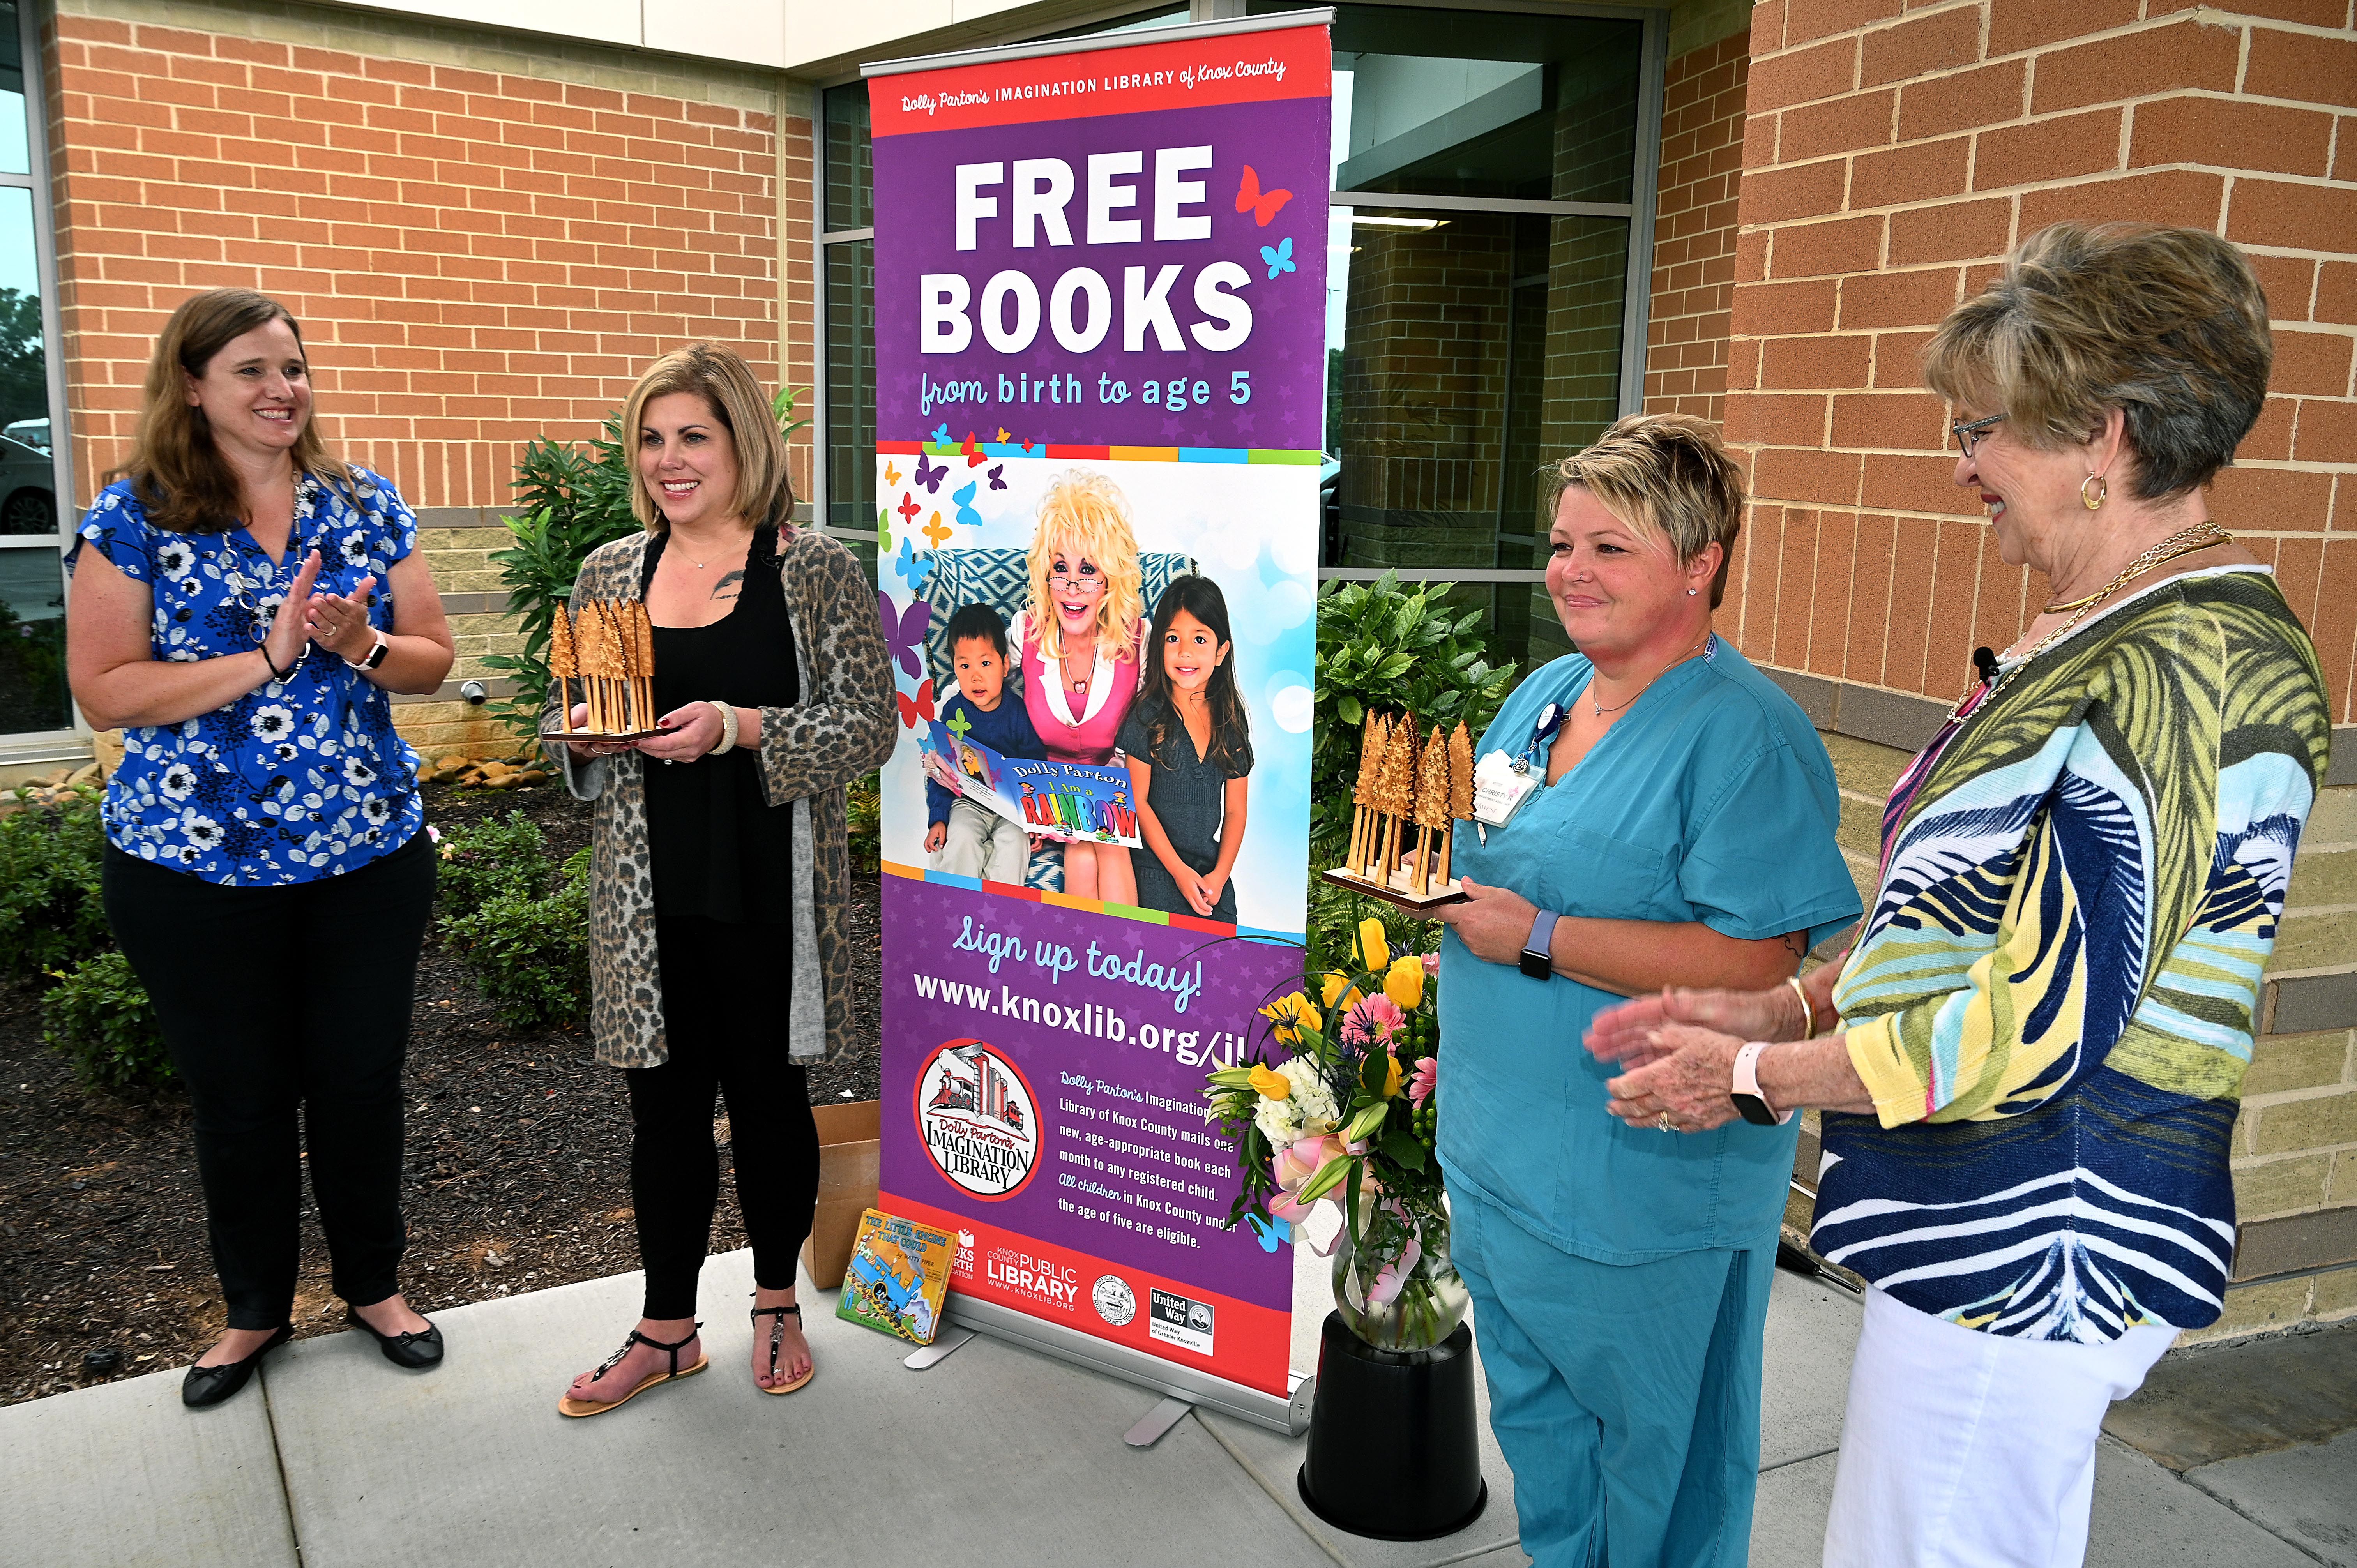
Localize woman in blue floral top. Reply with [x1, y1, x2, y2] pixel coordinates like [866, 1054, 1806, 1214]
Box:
[65, 289, 457, 1409]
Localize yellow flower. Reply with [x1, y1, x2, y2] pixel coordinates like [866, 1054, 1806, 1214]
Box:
[1320, 971, 1364, 1011]
[1261, 991, 1322, 1045]
[1383, 955, 1425, 1011]
[1381, 1054, 1405, 1099]
[1247, 1063, 1293, 1101]
[1356, 917, 1390, 974]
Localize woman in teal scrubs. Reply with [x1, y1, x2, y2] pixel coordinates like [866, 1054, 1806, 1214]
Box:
[1433, 414, 1859, 1568]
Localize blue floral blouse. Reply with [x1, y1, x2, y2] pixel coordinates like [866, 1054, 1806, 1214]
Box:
[69, 468, 425, 885]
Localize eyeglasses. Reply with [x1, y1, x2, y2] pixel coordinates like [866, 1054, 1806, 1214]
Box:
[1951, 413, 2005, 457]
[1048, 572, 1103, 593]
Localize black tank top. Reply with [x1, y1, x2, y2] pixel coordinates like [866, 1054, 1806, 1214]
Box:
[639, 526, 800, 923]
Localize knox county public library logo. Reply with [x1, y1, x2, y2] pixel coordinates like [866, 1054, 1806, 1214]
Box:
[915, 1039, 1041, 1200]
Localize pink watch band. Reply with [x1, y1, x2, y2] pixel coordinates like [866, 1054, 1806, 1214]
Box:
[1734, 1040, 1795, 1125]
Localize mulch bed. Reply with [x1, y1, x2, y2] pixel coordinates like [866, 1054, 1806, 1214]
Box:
[0, 777, 882, 1408]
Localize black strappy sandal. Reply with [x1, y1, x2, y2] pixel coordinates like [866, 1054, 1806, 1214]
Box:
[751, 1301, 815, 1395]
[556, 1322, 706, 1418]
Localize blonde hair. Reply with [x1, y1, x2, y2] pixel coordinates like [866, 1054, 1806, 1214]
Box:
[129, 289, 348, 533]
[1921, 222, 2271, 500]
[620, 343, 792, 532]
[1027, 469, 1143, 663]
[1543, 413, 1746, 608]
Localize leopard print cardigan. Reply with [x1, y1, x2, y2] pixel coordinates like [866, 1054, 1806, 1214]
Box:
[541, 525, 895, 1068]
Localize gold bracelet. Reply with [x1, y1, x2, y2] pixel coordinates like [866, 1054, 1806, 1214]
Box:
[1786, 974, 1816, 1040]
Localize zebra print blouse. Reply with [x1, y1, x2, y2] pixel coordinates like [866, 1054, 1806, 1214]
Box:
[1813, 565, 2330, 1343]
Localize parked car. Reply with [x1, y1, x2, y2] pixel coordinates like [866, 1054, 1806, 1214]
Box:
[2, 418, 49, 452]
[0, 436, 52, 532]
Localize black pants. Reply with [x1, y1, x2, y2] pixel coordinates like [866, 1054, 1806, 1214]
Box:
[103, 832, 436, 1330]
[630, 914, 819, 1320]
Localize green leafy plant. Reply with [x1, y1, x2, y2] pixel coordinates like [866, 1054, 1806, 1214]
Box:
[439, 848, 590, 1030]
[433, 810, 552, 911]
[43, 949, 170, 1091]
[1313, 572, 1517, 867]
[846, 769, 881, 874]
[0, 791, 110, 985]
[479, 388, 810, 737]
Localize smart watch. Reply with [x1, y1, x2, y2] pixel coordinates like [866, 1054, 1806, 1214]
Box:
[354, 633, 390, 671]
[1519, 909, 1559, 981]
[1731, 1040, 1793, 1127]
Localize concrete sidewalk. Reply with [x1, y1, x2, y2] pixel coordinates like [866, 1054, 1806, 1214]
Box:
[4, 1248, 2342, 1568]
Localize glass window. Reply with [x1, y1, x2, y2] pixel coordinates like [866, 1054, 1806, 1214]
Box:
[0, 4, 26, 177]
[0, 543, 66, 732]
[822, 80, 870, 236]
[823, 238, 875, 531]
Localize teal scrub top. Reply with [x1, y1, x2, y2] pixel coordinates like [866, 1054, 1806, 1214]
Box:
[1436, 639, 1862, 1264]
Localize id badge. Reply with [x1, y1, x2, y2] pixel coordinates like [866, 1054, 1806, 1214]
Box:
[1471, 750, 1538, 828]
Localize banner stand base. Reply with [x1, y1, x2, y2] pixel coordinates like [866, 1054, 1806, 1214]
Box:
[903, 1325, 976, 1370]
[945, 1294, 1313, 1437]
[1123, 1395, 1194, 1448]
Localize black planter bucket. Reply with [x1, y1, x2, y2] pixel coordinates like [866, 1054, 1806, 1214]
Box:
[1296, 1311, 1488, 1541]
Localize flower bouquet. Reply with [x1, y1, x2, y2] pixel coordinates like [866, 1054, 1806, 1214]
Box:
[1203, 918, 1469, 1352]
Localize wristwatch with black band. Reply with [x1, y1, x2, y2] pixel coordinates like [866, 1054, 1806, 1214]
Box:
[1519, 909, 1559, 981]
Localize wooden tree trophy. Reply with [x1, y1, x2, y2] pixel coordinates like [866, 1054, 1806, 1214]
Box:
[542, 598, 661, 739]
[1323, 709, 1473, 910]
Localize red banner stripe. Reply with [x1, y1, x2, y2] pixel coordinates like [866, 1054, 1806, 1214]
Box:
[869, 26, 1330, 138]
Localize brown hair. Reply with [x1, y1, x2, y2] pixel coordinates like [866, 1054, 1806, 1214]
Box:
[1921, 222, 2272, 500]
[1542, 413, 1747, 608]
[620, 343, 793, 533]
[129, 289, 346, 533]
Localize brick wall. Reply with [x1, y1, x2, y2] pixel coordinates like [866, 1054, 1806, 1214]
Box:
[1644, 28, 1751, 422]
[1714, 0, 2357, 1331]
[47, 0, 788, 756]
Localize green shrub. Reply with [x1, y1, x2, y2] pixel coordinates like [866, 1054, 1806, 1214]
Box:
[434, 810, 551, 911]
[1314, 572, 1517, 867]
[1306, 877, 1441, 980]
[43, 950, 170, 1090]
[440, 848, 590, 1029]
[0, 791, 111, 985]
[846, 770, 881, 874]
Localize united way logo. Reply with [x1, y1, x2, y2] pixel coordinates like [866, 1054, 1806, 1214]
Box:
[914, 1039, 1041, 1201]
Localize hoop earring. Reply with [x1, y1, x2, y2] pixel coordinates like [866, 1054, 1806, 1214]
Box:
[2081, 473, 2108, 511]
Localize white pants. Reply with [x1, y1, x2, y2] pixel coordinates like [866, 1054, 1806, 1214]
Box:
[1823, 1286, 2177, 1568]
[936, 796, 1028, 885]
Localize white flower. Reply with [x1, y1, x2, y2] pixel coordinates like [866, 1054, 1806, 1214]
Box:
[341, 756, 377, 787]
[159, 763, 196, 801]
[155, 540, 196, 579]
[1250, 1056, 1339, 1144]
[339, 530, 370, 567]
[179, 813, 222, 849]
[251, 705, 294, 740]
[361, 797, 391, 825]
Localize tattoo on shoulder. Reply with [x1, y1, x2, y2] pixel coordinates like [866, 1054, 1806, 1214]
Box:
[709, 569, 744, 602]
[1780, 931, 1810, 959]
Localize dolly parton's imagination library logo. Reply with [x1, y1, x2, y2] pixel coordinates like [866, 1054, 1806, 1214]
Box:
[916, 1039, 1041, 1200]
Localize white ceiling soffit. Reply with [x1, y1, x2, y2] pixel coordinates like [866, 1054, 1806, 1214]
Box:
[327, 1, 793, 72]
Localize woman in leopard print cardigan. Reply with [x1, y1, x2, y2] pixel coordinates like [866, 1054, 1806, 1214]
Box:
[540, 345, 893, 1416]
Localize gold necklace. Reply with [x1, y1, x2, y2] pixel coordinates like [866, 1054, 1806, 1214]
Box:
[1591, 634, 1711, 717]
[2039, 521, 2229, 614]
[1974, 523, 2232, 710]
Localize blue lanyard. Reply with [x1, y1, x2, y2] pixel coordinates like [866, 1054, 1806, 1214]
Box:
[1512, 701, 1564, 774]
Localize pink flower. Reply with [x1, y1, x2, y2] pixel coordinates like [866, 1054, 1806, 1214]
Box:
[1367, 1225, 1424, 1308]
[1421, 952, 1439, 977]
[1341, 993, 1406, 1047]
[1267, 1133, 1346, 1225]
[1408, 1056, 1438, 1110]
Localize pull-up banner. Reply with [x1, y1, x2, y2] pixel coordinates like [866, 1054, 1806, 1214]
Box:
[867, 12, 1330, 1418]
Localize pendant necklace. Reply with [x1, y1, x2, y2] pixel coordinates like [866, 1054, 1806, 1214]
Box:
[1590, 635, 1712, 718]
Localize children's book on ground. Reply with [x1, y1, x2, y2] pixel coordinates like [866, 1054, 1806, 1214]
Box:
[836, 1208, 957, 1344]
[920, 719, 1142, 848]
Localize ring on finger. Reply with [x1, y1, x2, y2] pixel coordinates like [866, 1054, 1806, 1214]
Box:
[1656, 1109, 1675, 1132]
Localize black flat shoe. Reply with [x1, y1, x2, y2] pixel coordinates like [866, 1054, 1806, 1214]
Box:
[346, 1304, 443, 1369]
[182, 1325, 292, 1409]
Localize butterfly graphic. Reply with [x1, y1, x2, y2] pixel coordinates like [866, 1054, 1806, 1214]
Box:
[1235, 165, 1292, 226]
[951, 480, 982, 530]
[929, 423, 950, 445]
[922, 509, 952, 551]
[961, 431, 985, 467]
[894, 678, 936, 729]
[878, 593, 930, 680]
[1020, 438, 1041, 456]
[913, 454, 947, 493]
[986, 463, 1006, 491]
[1244, 1211, 1292, 1252]
[994, 427, 1010, 443]
[891, 537, 934, 595]
[876, 506, 892, 553]
[895, 491, 922, 526]
[1260, 236, 1296, 280]
[945, 707, 973, 740]
[884, 461, 901, 487]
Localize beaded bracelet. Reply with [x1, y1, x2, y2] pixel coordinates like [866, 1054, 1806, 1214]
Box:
[705, 700, 740, 756]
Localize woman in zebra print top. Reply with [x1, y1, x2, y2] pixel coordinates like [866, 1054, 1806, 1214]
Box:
[1585, 223, 2330, 1567]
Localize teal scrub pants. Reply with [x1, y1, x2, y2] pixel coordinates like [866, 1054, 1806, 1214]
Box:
[1452, 1187, 1777, 1568]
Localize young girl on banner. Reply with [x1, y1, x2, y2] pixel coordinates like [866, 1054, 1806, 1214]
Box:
[1011, 471, 1145, 901]
[1120, 575, 1254, 925]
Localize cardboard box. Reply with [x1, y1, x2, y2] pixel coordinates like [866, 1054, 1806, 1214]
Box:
[800, 1099, 881, 1289]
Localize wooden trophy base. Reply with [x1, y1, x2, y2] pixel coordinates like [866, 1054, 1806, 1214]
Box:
[1318, 866, 1469, 911]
